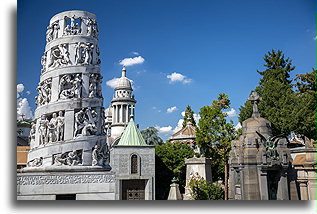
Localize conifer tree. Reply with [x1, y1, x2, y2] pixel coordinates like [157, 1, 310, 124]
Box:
[182, 105, 196, 128]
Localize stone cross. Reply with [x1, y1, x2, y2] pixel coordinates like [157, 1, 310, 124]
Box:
[248, 91, 261, 118]
[129, 105, 135, 119]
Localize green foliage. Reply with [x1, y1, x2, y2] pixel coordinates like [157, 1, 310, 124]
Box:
[182, 105, 196, 128]
[238, 49, 298, 136]
[292, 69, 316, 139]
[140, 126, 163, 145]
[189, 174, 224, 200]
[196, 93, 236, 181]
[155, 142, 194, 199]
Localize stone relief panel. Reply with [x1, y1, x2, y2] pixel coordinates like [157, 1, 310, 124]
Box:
[64, 15, 82, 35]
[74, 107, 98, 137]
[29, 122, 36, 144]
[27, 157, 43, 167]
[38, 111, 65, 146]
[89, 73, 103, 98]
[75, 42, 94, 65]
[35, 78, 52, 106]
[46, 20, 60, 43]
[59, 73, 82, 99]
[92, 144, 109, 166]
[84, 17, 99, 38]
[48, 44, 72, 69]
[53, 150, 83, 166]
[40, 52, 47, 73]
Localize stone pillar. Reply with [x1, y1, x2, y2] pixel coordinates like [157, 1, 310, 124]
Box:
[50, 76, 59, 102]
[258, 169, 269, 200]
[299, 182, 309, 200]
[277, 170, 289, 200]
[168, 183, 182, 200]
[64, 110, 74, 140]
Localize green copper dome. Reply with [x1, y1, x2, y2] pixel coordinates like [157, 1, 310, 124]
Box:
[117, 117, 147, 146]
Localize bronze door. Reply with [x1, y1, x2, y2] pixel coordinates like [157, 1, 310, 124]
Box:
[122, 179, 146, 200]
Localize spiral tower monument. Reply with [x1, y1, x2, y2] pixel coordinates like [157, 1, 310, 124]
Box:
[17, 11, 116, 200]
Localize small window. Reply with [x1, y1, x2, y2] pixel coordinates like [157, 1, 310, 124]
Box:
[131, 154, 138, 174]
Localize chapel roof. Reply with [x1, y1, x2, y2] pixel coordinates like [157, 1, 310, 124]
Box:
[169, 121, 196, 141]
[116, 117, 147, 146]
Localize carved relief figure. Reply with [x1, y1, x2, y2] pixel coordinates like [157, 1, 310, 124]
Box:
[89, 73, 97, 97]
[38, 115, 49, 145]
[83, 42, 94, 65]
[86, 17, 98, 37]
[59, 74, 82, 99]
[46, 20, 60, 42]
[256, 131, 286, 161]
[27, 157, 43, 167]
[56, 111, 65, 141]
[41, 53, 47, 73]
[29, 122, 36, 143]
[36, 78, 52, 106]
[64, 15, 81, 35]
[53, 150, 82, 166]
[74, 108, 98, 137]
[47, 113, 58, 143]
[92, 144, 109, 166]
[49, 44, 71, 69]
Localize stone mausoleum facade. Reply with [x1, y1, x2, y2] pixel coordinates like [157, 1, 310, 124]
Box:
[17, 10, 155, 200]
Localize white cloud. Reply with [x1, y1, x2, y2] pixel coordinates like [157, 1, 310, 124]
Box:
[155, 125, 173, 136]
[26, 91, 31, 95]
[119, 56, 145, 67]
[106, 77, 134, 89]
[131, 51, 139, 56]
[106, 78, 120, 89]
[152, 106, 161, 113]
[166, 72, 192, 84]
[234, 122, 242, 130]
[17, 98, 33, 120]
[17, 83, 24, 98]
[167, 106, 178, 113]
[225, 108, 237, 117]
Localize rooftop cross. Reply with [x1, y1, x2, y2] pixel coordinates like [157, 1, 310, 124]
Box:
[248, 91, 261, 118]
[129, 105, 135, 119]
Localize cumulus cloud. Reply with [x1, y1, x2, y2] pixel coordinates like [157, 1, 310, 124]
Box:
[155, 125, 173, 136]
[225, 108, 237, 117]
[106, 77, 134, 89]
[167, 72, 192, 84]
[17, 83, 33, 120]
[17, 98, 33, 120]
[234, 122, 242, 130]
[17, 83, 25, 98]
[167, 106, 178, 113]
[119, 56, 145, 67]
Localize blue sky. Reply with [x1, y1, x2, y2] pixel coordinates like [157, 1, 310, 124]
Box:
[17, 0, 315, 140]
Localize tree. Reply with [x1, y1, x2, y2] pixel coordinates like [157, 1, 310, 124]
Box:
[292, 69, 316, 139]
[196, 93, 236, 200]
[239, 49, 297, 136]
[182, 105, 196, 127]
[189, 173, 224, 200]
[140, 127, 163, 145]
[155, 142, 194, 199]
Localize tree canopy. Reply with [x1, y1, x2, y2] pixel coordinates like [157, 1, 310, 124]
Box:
[140, 126, 163, 145]
[155, 142, 194, 199]
[182, 105, 196, 128]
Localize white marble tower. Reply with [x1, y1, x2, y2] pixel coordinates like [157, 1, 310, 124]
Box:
[17, 11, 116, 200]
[108, 67, 136, 143]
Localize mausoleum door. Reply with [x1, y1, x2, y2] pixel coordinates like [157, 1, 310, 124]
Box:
[122, 179, 146, 200]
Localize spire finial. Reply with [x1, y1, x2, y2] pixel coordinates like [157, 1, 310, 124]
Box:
[248, 91, 262, 118]
[129, 105, 135, 120]
[122, 66, 126, 77]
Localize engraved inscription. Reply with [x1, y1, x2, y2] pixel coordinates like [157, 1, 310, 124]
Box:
[17, 174, 115, 185]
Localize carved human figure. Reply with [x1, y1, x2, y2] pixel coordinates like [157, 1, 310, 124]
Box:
[64, 15, 81, 35]
[74, 42, 83, 64]
[59, 44, 71, 65]
[86, 17, 98, 37]
[83, 43, 94, 65]
[50, 47, 63, 68]
[74, 108, 85, 137]
[97, 75, 103, 97]
[27, 157, 43, 167]
[92, 145, 101, 166]
[66, 151, 81, 166]
[29, 122, 36, 143]
[52, 21, 60, 39]
[47, 113, 58, 143]
[89, 74, 98, 97]
[256, 131, 285, 161]
[46, 25, 53, 42]
[73, 74, 82, 98]
[41, 53, 47, 73]
[53, 153, 65, 166]
[92, 144, 109, 166]
[38, 115, 49, 145]
[56, 111, 64, 141]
